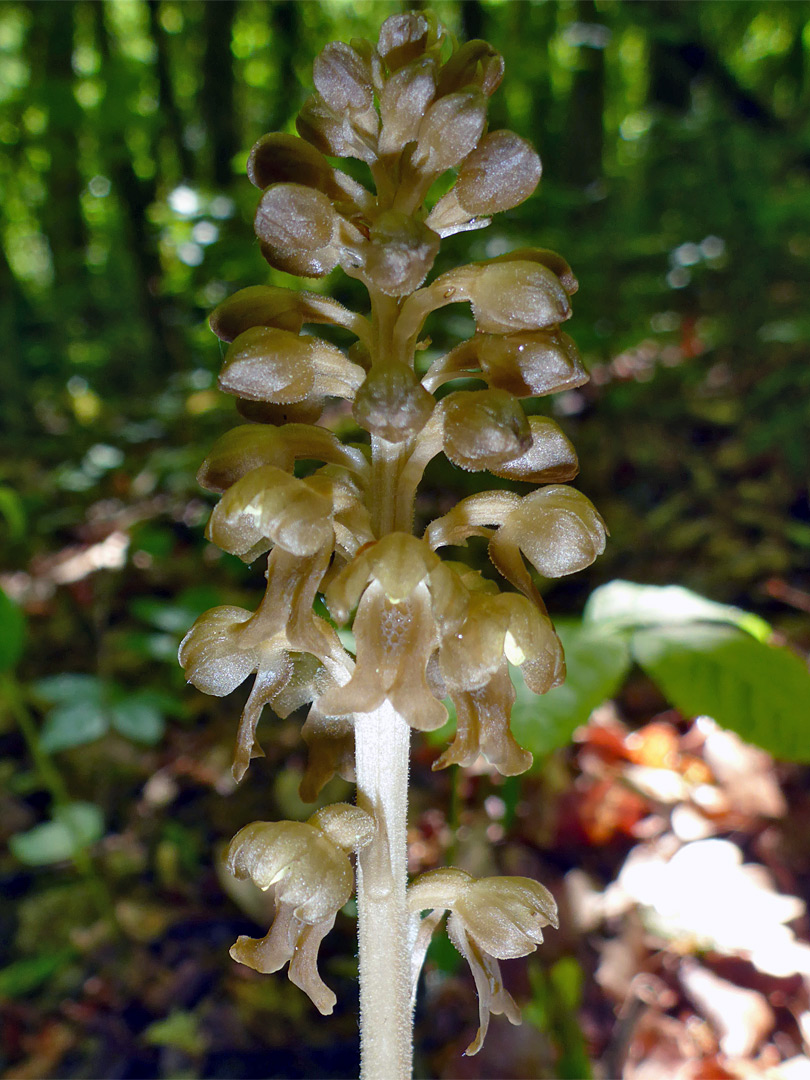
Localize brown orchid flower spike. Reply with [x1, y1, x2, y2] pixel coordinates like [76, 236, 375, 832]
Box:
[180, 12, 605, 1078]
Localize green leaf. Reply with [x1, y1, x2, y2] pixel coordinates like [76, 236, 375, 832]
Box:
[584, 580, 771, 642]
[631, 625, 810, 762]
[123, 630, 179, 662]
[131, 585, 224, 634]
[426, 928, 462, 975]
[0, 950, 76, 998]
[33, 674, 104, 705]
[143, 1010, 206, 1055]
[0, 485, 26, 541]
[10, 802, 105, 865]
[40, 698, 109, 752]
[0, 587, 25, 672]
[35, 675, 113, 752]
[526, 959, 593, 1079]
[510, 620, 631, 762]
[110, 693, 165, 745]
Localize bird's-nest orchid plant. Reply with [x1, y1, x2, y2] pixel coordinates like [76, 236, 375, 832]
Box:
[179, 12, 605, 1078]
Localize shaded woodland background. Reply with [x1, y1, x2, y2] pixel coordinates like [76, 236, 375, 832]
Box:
[2, 2, 810, 1078]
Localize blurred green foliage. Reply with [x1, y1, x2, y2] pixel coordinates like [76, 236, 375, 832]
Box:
[1, 2, 810, 1077]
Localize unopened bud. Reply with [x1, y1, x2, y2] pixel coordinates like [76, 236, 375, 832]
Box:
[220, 327, 316, 403]
[477, 329, 587, 397]
[297, 93, 377, 164]
[356, 211, 440, 296]
[353, 363, 434, 442]
[247, 133, 334, 193]
[442, 389, 531, 471]
[379, 57, 437, 155]
[456, 131, 541, 215]
[460, 260, 571, 333]
[412, 89, 487, 177]
[377, 13, 433, 71]
[437, 39, 504, 97]
[313, 41, 374, 113]
[255, 183, 336, 254]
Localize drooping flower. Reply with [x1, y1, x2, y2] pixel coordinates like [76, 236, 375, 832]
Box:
[180, 454, 374, 782]
[227, 804, 374, 1015]
[425, 485, 607, 607]
[179, 544, 345, 782]
[408, 868, 558, 1054]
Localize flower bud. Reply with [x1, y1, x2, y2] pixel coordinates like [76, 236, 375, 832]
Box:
[219, 326, 365, 405]
[427, 131, 541, 233]
[491, 247, 578, 295]
[352, 211, 440, 296]
[255, 183, 340, 277]
[458, 132, 541, 213]
[379, 57, 437, 155]
[436, 39, 504, 97]
[313, 42, 374, 113]
[210, 285, 370, 344]
[477, 329, 588, 397]
[296, 93, 377, 164]
[377, 12, 440, 72]
[210, 286, 306, 340]
[196, 424, 367, 494]
[247, 133, 334, 192]
[235, 398, 324, 427]
[399, 260, 572, 349]
[458, 260, 571, 333]
[441, 389, 531, 471]
[411, 89, 487, 177]
[219, 327, 315, 403]
[488, 416, 579, 485]
[255, 183, 336, 253]
[353, 363, 434, 442]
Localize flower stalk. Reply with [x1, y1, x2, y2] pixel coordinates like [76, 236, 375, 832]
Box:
[179, 12, 605, 1077]
[354, 702, 412, 1079]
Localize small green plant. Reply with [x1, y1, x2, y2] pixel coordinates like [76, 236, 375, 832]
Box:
[179, 13, 605, 1078]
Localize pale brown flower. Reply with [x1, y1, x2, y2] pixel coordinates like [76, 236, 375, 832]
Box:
[227, 805, 374, 1014]
[408, 868, 558, 1053]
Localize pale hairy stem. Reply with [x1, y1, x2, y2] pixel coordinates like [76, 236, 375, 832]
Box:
[354, 702, 413, 1080]
[354, 284, 418, 1078]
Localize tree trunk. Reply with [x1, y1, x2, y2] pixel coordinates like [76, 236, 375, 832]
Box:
[147, 0, 196, 182]
[560, 0, 605, 188]
[269, 1, 303, 132]
[92, 3, 185, 376]
[201, 1, 238, 188]
[27, 1, 88, 291]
